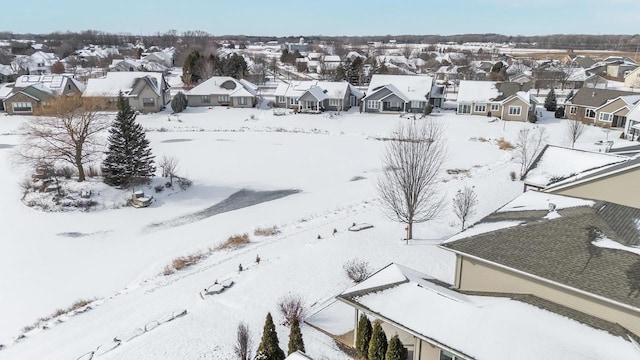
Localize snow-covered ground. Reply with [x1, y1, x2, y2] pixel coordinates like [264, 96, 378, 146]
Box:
[0, 106, 632, 359]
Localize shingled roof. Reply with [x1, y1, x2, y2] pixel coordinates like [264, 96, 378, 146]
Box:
[441, 191, 640, 310]
[567, 88, 638, 107]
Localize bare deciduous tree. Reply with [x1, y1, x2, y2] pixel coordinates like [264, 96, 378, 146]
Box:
[16, 96, 109, 182]
[378, 120, 446, 241]
[452, 186, 478, 231]
[159, 155, 179, 185]
[277, 294, 307, 327]
[515, 127, 548, 177]
[565, 120, 587, 148]
[233, 322, 252, 360]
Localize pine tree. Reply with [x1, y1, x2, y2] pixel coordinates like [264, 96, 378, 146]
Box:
[171, 92, 188, 113]
[544, 88, 557, 111]
[385, 335, 408, 360]
[287, 318, 305, 355]
[368, 322, 388, 360]
[566, 89, 575, 102]
[355, 314, 372, 358]
[255, 313, 285, 360]
[102, 92, 156, 187]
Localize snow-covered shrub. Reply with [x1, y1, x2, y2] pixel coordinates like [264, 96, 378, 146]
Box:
[177, 176, 192, 190]
[154, 184, 164, 193]
[343, 258, 371, 283]
[277, 293, 307, 326]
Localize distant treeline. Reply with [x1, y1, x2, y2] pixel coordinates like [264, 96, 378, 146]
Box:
[1, 30, 639, 52]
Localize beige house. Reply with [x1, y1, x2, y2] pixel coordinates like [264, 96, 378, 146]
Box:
[83, 72, 170, 113]
[547, 157, 640, 208]
[564, 88, 639, 126]
[441, 191, 640, 339]
[624, 67, 640, 89]
[2, 75, 84, 115]
[456, 81, 537, 121]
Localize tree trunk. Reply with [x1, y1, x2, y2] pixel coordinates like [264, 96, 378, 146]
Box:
[76, 148, 85, 182]
[407, 222, 413, 243]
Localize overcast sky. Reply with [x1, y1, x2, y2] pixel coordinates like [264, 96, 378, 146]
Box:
[3, 0, 639, 37]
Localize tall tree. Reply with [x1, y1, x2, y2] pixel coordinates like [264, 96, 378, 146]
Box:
[287, 318, 305, 355]
[17, 95, 109, 182]
[515, 128, 547, 176]
[368, 322, 388, 360]
[102, 92, 155, 187]
[255, 313, 285, 360]
[355, 314, 372, 358]
[378, 121, 446, 240]
[234, 322, 253, 360]
[544, 88, 557, 111]
[385, 335, 408, 360]
[565, 119, 587, 149]
[452, 186, 478, 231]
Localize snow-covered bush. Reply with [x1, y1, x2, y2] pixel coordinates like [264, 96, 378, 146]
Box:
[343, 258, 371, 283]
[277, 293, 307, 326]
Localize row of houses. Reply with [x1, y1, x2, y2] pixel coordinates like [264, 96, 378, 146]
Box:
[306, 144, 640, 359]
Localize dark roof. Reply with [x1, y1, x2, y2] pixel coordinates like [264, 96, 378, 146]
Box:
[573, 56, 596, 69]
[442, 196, 640, 310]
[492, 81, 533, 101]
[569, 88, 638, 107]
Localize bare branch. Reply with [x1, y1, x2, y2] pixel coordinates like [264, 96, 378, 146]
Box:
[377, 120, 446, 240]
[452, 186, 478, 231]
[565, 120, 587, 149]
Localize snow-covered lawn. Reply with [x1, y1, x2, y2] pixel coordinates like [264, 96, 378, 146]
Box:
[0, 106, 631, 359]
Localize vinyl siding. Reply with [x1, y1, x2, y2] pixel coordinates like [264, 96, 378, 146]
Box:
[551, 169, 640, 209]
[456, 256, 640, 336]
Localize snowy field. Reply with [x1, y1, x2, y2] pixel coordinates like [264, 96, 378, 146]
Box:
[0, 106, 631, 359]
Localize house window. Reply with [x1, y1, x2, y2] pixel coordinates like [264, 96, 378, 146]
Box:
[12, 102, 32, 112]
[367, 100, 380, 110]
[474, 104, 486, 112]
[288, 97, 299, 106]
[569, 106, 576, 115]
[201, 95, 211, 103]
[508, 106, 522, 116]
[585, 108, 596, 118]
[143, 98, 155, 107]
[238, 97, 247, 105]
[599, 112, 612, 122]
[329, 98, 341, 106]
[440, 350, 462, 360]
[218, 95, 230, 104]
[411, 101, 424, 108]
[490, 103, 499, 111]
[278, 96, 285, 103]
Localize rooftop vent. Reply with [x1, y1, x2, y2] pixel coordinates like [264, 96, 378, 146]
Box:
[548, 203, 557, 212]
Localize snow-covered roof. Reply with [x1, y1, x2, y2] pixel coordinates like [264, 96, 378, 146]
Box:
[0, 64, 14, 76]
[83, 72, 165, 97]
[456, 80, 499, 103]
[366, 74, 433, 102]
[186, 76, 257, 97]
[522, 145, 628, 188]
[285, 351, 313, 360]
[339, 263, 640, 360]
[14, 74, 84, 96]
[275, 80, 362, 100]
[0, 83, 14, 99]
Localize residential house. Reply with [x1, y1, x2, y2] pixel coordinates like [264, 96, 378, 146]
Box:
[456, 81, 536, 121]
[564, 88, 639, 126]
[624, 67, 640, 88]
[363, 74, 433, 113]
[607, 62, 638, 79]
[274, 80, 363, 112]
[26, 51, 59, 74]
[0, 64, 17, 83]
[624, 102, 640, 139]
[2, 74, 84, 115]
[435, 65, 463, 82]
[186, 76, 257, 108]
[327, 255, 640, 359]
[521, 145, 628, 191]
[586, 56, 638, 78]
[583, 74, 608, 89]
[441, 191, 640, 340]
[83, 72, 170, 113]
[0, 83, 14, 111]
[142, 50, 175, 68]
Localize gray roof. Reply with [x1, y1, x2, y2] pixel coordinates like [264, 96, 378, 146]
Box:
[442, 194, 640, 310]
[568, 88, 638, 107]
[493, 82, 533, 101]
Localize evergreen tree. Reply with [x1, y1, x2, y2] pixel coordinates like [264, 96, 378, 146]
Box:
[287, 318, 305, 355]
[368, 322, 387, 360]
[171, 91, 188, 113]
[566, 89, 575, 101]
[255, 313, 285, 360]
[544, 88, 557, 111]
[102, 92, 156, 187]
[182, 49, 202, 84]
[385, 335, 408, 360]
[355, 314, 372, 358]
